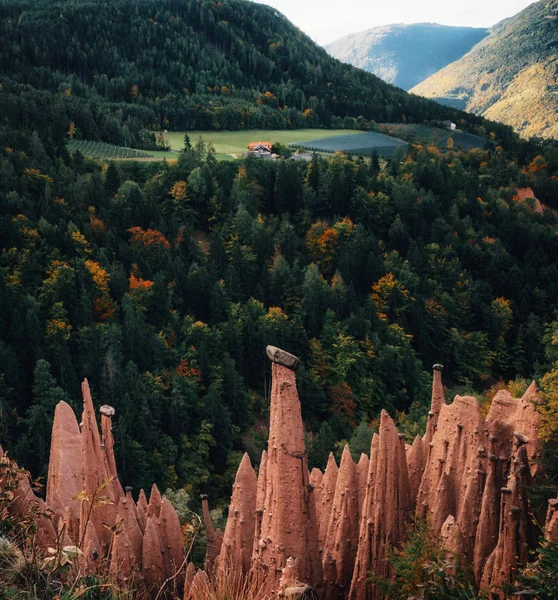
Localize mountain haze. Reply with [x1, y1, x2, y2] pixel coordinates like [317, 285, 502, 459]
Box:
[325, 23, 488, 90]
[411, 0, 558, 139]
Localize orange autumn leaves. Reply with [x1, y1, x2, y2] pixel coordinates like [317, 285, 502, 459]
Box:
[128, 226, 171, 250]
[306, 217, 355, 273]
[85, 260, 116, 321]
[371, 273, 414, 322]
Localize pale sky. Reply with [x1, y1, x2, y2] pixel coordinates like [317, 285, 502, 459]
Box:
[255, 0, 538, 45]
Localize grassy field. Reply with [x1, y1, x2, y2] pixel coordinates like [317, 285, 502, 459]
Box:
[164, 129, 362, 157]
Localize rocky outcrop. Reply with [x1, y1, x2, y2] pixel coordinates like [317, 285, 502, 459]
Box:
[349, 411, 412, 600]
[219, 356, 544, 599]
[250, 353, 322, 594]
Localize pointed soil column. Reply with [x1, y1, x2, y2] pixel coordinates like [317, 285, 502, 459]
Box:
[147, 483, 163, 518]
[309, 467, 323, 492]
[316, 453, 338, 545]
[349, 411, 412, 600]
[356, 454, 369, 520]
[474, 385, 542, 581]
[440, 515, 464, 557]
[423, 364, 445, 444]
[116, 487, 144, 567]
[473, 444, 505, 583]
[323, 445, 360, 598]
[46, 401, 82, 530]
[486, 388, 541, 476]
[80, 379, 117, 554]
[416, 394, 488, 563]
[4, 455, 58, 548]
[142, 513, 166, 596]
[183, 562, 196, 600]
[186, 569, 211, 600]
[100, 404, 124, 500]
[405, 435, 426, 509]
[252, 450, 268, 562]
[159, 496, 186, 581]
[217, 452, 257, 576]
[250, 346, 322, 593]
[79, 497, 102, 574]
[109, 528, 137, 584]
[201, 494, 223, 572]
[481, 445, 537, 597]
[137, 488, 148, 531]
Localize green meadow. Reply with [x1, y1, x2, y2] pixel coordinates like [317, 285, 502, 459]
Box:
[164, 129, 362, 158]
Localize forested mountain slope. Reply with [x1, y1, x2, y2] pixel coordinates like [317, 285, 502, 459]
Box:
[0, 0, 501, 149]
[411, 0, 558, 139]
[2, 102, 558, 502]
[326, 23, 488, 91]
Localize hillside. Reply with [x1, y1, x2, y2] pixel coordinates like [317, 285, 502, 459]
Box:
[326, 23, 488, 91]
[0, 0, 502, 151]
[411, 0, 558, 139]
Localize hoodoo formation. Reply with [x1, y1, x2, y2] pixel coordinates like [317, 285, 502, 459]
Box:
[216, 452, 257, 576]
[0, 347, 548, 599]
[250, 346, 322, 594]
[221, 348, 544, 599]
[0, 381, 186, 597]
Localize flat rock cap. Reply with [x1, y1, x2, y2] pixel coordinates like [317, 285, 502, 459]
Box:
[99, 404, 115, 416]
[266, 345, 300, 371]
[433, 364, 444, 371]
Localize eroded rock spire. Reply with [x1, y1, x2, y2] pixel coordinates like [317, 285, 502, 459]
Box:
[250, 347, 322, 594]
[323, 445, 359, 599]
[349, 412, 412, 600]
[46, 400, 82, 534]
[217, 453, 257, 576]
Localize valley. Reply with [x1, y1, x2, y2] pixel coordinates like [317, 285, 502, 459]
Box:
[0, 0, 557, 598]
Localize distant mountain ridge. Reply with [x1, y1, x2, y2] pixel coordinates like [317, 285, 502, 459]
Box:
[325, 23, 488, 90]
[411, 0, 558, 139]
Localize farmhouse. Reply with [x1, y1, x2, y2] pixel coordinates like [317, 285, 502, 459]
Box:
[245, 141, 274, 159]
